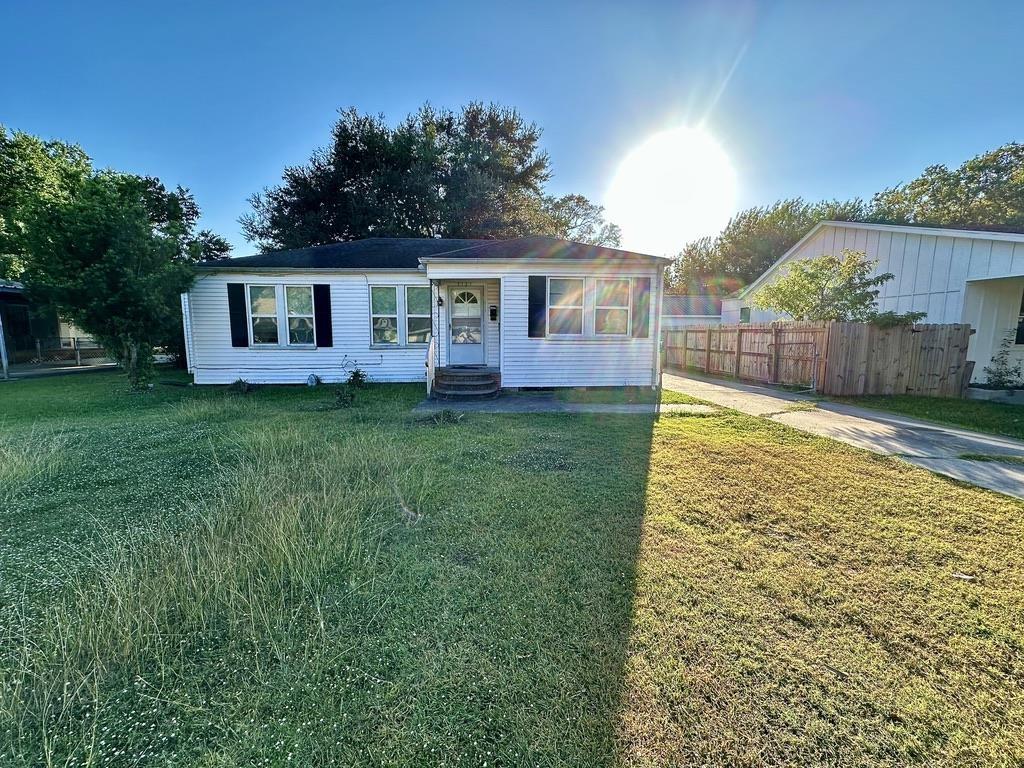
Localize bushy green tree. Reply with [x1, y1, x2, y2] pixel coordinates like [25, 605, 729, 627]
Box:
[868, 143, 1024, 232]
[241, 102, 618, 250]
[667, 198, 866, 294]
[541, 193, 621, 246]
[0, 126, 91, 279]
[23, 173, 197, 385]
[752, 250, 925, 324]
[669, 142, 1024, 294]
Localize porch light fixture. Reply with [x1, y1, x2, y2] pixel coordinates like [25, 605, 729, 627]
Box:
[436, 296, 444, 307]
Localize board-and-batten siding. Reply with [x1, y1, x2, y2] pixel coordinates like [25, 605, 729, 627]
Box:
[720, 222, 1024, 382]
[723, 224, 1024, 325]
[187, 272, 429, 384]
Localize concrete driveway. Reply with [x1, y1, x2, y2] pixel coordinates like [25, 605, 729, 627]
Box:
[662, 372, 1024, 499]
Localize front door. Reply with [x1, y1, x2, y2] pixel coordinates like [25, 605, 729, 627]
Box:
[448, 286, 485, 366]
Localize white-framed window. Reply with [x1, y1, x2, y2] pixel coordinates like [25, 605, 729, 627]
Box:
[547, 277, 585, 336]
[248, 285, 279, 345]
[370, 286, 399, 345]
[594, 278, 631, 336]
[406, 286, 432, 345]
[285, 285, 315, 345]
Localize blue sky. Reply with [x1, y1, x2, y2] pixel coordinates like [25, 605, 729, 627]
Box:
[4, 0, 1023, 254]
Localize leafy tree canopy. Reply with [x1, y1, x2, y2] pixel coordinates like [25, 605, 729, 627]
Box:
[0, 126, 92, 279]
[869, 143, 1024, 232]
[241, 102, 620, 250]
[670, 142, 1024, 295]
[540, 193, 621, 247]
[667, 198, 865, 294]
[752, 249, 924, 325]
[2, 126, 230, 280]
[22, 172, 216, 385]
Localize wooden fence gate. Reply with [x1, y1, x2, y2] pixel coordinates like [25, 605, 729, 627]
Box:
[663, 321, 974, 398]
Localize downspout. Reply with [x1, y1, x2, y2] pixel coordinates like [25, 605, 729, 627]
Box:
[180, 293, 193, 374]
[0, 307, 9, 380]
[651, 264, 665, 389]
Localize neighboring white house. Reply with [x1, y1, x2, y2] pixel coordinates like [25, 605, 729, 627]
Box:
[661, 295, 722, 330]
[721, 220, 1024, 383]
[181, 236, 669, 389]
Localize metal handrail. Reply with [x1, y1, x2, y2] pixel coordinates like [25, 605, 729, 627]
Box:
[425, 333, 436, 396]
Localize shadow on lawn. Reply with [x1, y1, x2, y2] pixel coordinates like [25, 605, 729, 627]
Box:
[340, 407, 661, 764]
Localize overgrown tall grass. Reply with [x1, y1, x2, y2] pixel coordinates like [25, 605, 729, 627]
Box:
[0, 425, 427, 765]
[0, 428, 69, 504]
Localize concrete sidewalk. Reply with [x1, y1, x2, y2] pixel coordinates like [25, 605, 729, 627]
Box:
[662, 372, 1024, 499]
[413, 392, 715, 415]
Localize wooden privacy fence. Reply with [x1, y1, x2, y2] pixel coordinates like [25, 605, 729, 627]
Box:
[663, 321, 974, 397]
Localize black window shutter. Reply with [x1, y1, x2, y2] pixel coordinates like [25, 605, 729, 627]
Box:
[632, 277, 651, 338]
[313, 284, 333, 347]
[227, 283, 249, 347]
[528, 276, 547, 338]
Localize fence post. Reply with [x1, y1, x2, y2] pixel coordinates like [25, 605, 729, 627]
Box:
[35, 338, 42, 362]
[704, 327, 711, 374]
[74, 337, 82, 366]
[771, 325, 781, 384]
[734, 328, 742, 378]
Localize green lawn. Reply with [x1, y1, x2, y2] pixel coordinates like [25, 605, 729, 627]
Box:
[2, 371, 1023, 766]
[832, 394, 1024, 441]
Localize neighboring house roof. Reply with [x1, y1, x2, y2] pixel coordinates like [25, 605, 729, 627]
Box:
[0, 280, 25, 296]
[199, 236, 668, 271]
[662, 295, 722, 316]
[736, 220, 1024, 300]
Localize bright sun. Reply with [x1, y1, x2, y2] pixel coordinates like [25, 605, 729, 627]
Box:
[605, 126, 737, 256]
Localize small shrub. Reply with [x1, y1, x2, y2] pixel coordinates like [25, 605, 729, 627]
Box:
[228, 378, 253, 395]
[983, 331, 1024, 390]
[346, 367, 368, 388]
[870, 310, 927, 328]
[333, 386, 357, 409]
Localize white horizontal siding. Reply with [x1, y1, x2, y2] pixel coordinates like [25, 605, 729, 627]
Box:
[500, 274, 657, 387]
[187, 271, 429, 385]
[189, 260, 665, 388]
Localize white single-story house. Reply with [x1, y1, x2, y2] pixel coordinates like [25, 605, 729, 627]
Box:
[721, 221, 1024, 383]
[180, 236, 669, 392]
[661, 295, 722, 330]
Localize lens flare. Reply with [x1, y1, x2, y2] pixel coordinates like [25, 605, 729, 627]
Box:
[605, 126, 737, 256]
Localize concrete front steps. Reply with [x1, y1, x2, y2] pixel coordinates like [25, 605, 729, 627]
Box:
[431, 366, 500, 399]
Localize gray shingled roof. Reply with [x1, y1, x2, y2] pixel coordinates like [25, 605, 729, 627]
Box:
[200, 236, 667, 270]
[662, 295, 722, 316]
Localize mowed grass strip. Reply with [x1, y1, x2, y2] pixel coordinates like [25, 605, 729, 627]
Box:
[0, 372, 1022, 766]
[832, 393, 1024, 441]
[623, 413, 1024, 767]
